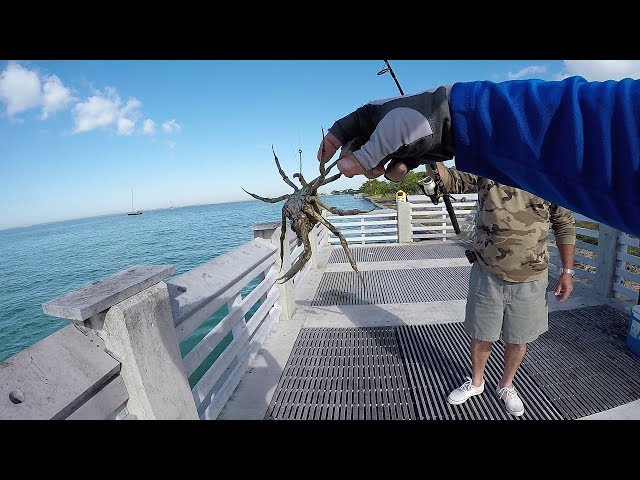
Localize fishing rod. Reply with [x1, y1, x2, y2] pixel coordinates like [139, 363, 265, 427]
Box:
[376, 60, 461, 234]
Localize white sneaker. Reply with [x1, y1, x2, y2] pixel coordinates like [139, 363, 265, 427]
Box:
[447, 377, 485, 405]
[496, 385, 525, 416]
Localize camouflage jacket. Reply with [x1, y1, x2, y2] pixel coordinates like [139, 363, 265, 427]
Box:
[439, 166, 576, 283]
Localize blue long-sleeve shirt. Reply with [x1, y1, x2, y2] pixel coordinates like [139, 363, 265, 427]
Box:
[450, 76, 640, 237]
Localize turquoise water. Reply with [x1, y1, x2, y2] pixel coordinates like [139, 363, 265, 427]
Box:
[0, 195, 375, 365]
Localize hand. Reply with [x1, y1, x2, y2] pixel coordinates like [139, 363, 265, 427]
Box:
[554, 273, 574, 302]
[317, 86, 455, 181]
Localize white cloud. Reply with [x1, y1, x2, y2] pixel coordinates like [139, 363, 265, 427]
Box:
[122, 98, 141, 115]
[162, 118, 181, 134]
[0, 63, 73, 119]
[507, 65, 547, 80]
[117, 117, 135, 135]
[167, 140, 176, 149]
[72, 88, 120, 133]
[142, 118, 156, 135]
[0, 63, 44, 116]
[557, 60, 640, 81]
[0, 62, 164, 139]
[72, 86, 142, 135]
[40, 75, 72, 119]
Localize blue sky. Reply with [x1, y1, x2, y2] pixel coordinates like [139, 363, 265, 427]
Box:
[2, 59, 639, 229]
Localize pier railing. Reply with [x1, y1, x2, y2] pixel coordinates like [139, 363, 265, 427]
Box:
[0, 221, 323, 420]
[325, 194, 478, 245]
[1, 195, 638, 420]
[548, 212, 640, 303]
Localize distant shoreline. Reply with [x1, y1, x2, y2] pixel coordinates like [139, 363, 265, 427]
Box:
[364, 196, 396, 210]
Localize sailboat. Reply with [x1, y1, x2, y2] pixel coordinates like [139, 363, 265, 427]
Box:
[127, 188, 143, 215]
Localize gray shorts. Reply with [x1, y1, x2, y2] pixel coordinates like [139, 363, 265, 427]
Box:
[465, 262, 549, 344]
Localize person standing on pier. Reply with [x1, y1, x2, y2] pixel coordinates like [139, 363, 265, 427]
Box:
[432, 164, 576, 416]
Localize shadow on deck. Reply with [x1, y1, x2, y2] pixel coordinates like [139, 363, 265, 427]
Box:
[219, 241, 640, 421]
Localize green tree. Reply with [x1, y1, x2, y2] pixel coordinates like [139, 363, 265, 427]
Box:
[360, 179, 391, 197]
[397, 171, 428, 195]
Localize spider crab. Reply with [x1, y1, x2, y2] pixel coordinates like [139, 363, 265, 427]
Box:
[243, 144, 371, 283]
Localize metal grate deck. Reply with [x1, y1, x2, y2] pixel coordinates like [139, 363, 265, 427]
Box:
[522, 304, 640, 419]
[264, 327, 415, 420]
[328, 243, 473, 264]
[312, 266, 471, 306]
[265, 305, 640, 420]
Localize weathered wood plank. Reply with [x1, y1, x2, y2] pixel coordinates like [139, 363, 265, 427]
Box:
[202, 304, 282, 419]
[329, 236, 399, 244]
[328, 227, 397, 235]
[620, 235, 640, 248]
[66, 375, 128, 420]
[326, 212, 398, 220]
[576, 227, 599, 239]
[192, 287, 280, 409]
[168, 239, 276, 332]
[42, 265, 175, 323]
[0, 325, 120, 419]
[618, 252, 640, 266]
[183, 271, 278, 376]
[330, 220, 398, 227]
[613, 282, 638, 300]
[616, 268, 640, 284]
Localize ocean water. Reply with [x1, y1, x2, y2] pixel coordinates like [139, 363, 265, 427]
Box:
[0, 195, 376, 365]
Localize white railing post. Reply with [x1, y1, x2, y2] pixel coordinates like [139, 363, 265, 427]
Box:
[360, 217, 366, 245]
[594, 224, 621, 298]
[320, 211, 330, 247]
[309, 225, 319, 268]
[397, 199, 413, 243]
[101, 282, 199, 419]
[41, 265, 199, 420]
[270, 226, 295, 320]
[614, 239, 629, 299]
[441, 205, 447, 241]
[228, 292, 248, 363]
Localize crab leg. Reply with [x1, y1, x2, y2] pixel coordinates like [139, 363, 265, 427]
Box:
[313, 197, 372, 216]
[278, 220, 312, 283]
[321, 172, 342, 185]
[272, 146, 298, 191]
[325, 158, 340, 174]
[305, 205, 364, 284]
[318, 127, 327, 179]
[292, 172, 309, 188]
[242, 188, 288, 203]
[278, 210, 288, 269]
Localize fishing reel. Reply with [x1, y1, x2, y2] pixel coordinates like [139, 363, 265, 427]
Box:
[417, 175, 441, 205]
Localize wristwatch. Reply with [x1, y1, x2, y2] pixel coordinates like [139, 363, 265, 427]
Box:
[561, 268, 575, 277]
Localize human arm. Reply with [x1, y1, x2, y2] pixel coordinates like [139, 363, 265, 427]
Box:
[550, 205, 576, 303]
[433, 163, 478, 194]
[555, 244, 576, 302]
[318, 76, 640, 237]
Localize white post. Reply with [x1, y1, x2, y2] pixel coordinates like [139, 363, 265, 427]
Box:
[309, 225, 319, 269]
[397, 199, 413, 243]
[41, 265, 198, 420]
[271, 226, 295, 320]
[101, 283, 199, 419]
[320, 211, 330, 247]
[613, 237, 628, 299]
[360, 217, 366, 245]
[594, 224, 621, 298]
[442, 205, 447, 241]
[228, 292, 248, 363]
